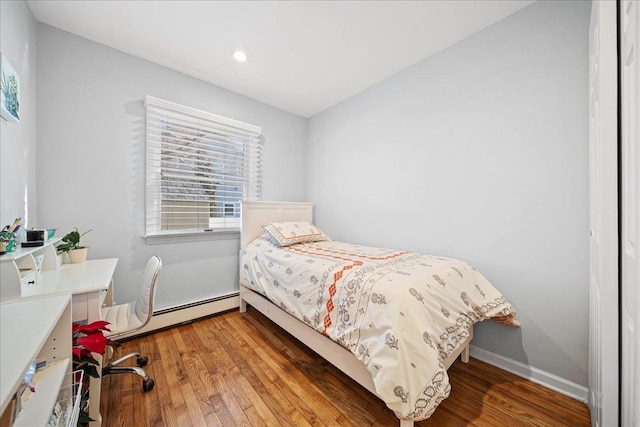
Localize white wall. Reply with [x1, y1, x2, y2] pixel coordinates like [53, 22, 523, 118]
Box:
[0, 1, 38, 230]
[15, 0, 592, 391]
[36, 24, 307, 309]
[307, 0, 591, 387]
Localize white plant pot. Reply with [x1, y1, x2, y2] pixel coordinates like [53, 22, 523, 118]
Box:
[68, 247, 88, 263]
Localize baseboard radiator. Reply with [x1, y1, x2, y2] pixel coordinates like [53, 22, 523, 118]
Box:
[114, 291, 240, 339]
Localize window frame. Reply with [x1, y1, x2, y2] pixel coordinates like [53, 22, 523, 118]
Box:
[144, 96, 262, 241]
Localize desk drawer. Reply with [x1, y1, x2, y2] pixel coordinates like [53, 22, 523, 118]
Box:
[20, 270, 37, 287]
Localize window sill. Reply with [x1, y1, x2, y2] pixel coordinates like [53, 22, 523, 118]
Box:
[143, 229, 240, 244]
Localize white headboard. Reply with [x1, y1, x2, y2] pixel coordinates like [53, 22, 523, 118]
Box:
[241, 201, 314, 249]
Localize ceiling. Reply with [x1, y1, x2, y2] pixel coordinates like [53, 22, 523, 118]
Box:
[27, 1, 535, 118]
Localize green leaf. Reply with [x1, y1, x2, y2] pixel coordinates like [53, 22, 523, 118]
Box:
[78, 411, 95, 426]
[56, 227, 92, 252]
[82, 364, 101, 379]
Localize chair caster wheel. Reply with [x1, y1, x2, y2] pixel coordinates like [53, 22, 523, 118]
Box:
[142, 378, 155, 392]
[136, 356, 148, 367]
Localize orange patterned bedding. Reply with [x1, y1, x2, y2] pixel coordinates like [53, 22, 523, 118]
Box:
[240, 236, 519, 421]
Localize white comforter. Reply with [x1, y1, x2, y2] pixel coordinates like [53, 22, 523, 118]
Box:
[240, 237, 519, 421]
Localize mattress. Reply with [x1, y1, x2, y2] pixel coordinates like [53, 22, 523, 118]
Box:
[240, 236, 519, 421]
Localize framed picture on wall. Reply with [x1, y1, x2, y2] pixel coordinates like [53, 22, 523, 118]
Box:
[0, 53, 20, 123]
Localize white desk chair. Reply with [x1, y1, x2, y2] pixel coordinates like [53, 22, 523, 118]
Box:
[101, 255, 162, 392]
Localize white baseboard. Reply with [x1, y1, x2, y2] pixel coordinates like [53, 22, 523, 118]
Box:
[469, 345, 589, 403]
[113, 296, 588, 405]
[115, 292, 240, 339]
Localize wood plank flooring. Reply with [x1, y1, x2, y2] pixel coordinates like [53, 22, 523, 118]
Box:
[101, 308, 591, 426]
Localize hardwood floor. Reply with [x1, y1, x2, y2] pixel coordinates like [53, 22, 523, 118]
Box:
[101, 308, 591, 426]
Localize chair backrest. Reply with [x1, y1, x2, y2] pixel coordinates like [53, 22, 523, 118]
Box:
[133, 255, 162, 329]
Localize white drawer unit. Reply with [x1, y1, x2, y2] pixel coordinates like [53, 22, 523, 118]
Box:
[0, 239, 61, 301]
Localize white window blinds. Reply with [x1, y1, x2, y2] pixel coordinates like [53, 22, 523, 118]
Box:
[145, 96, 262, 236]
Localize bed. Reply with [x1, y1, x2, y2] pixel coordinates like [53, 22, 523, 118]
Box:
[238, 201, 518, 426]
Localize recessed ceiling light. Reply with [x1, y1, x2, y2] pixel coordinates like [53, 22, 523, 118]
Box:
[233, 50, 247, 63]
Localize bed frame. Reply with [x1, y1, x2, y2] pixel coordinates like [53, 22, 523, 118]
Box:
[239, 201, 472, 427]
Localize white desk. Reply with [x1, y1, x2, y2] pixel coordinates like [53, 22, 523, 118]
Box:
[23, 258, 117, 323]
[2, 258, 118, 426]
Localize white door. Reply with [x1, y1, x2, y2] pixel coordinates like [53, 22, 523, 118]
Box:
[588, 2, 619, 427]
[621, 1, 640, 425]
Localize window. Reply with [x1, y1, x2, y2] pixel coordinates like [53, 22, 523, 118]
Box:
[145, 96, 262, 236]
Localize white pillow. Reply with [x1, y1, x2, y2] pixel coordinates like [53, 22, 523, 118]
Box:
[261, 221, 329, 247]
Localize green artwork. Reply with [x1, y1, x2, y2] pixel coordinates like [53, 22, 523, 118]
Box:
[0, 54, 20, 123]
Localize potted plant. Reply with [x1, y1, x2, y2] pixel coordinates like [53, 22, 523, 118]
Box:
[72, 320, 113, 426]
[56, 228, 92, 263]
